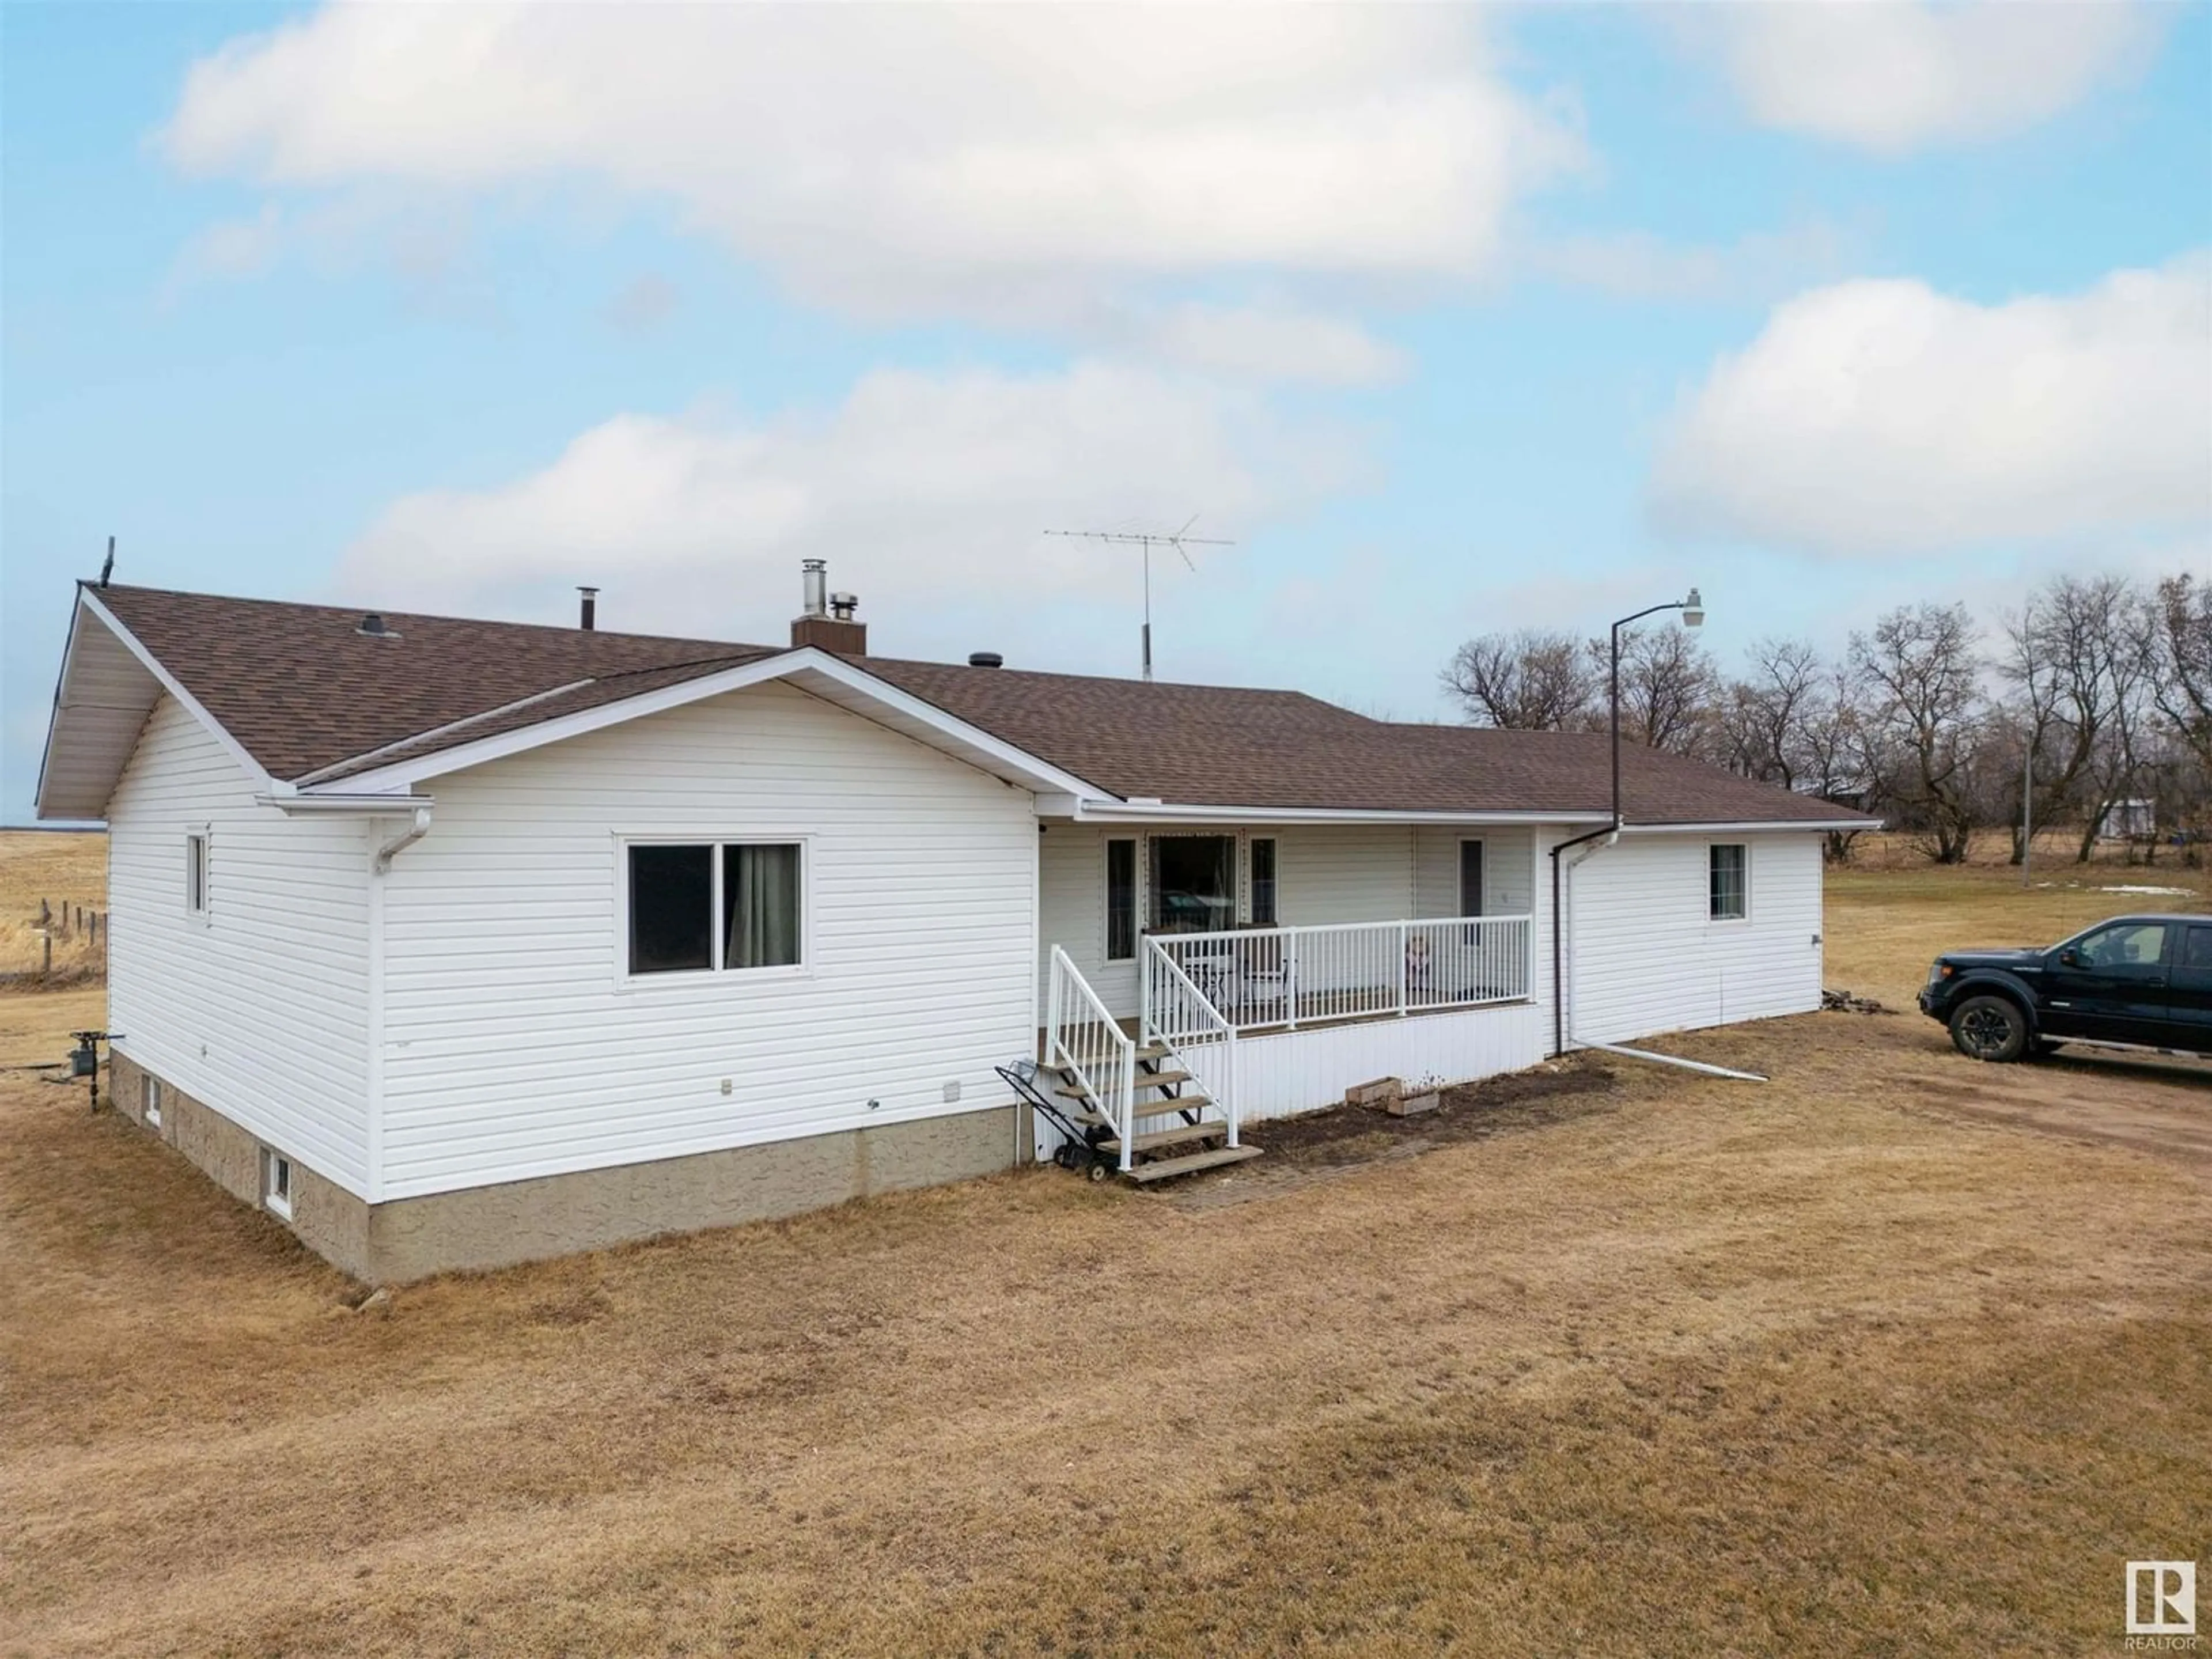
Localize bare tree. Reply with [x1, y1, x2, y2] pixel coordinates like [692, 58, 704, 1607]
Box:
[2152, 573, 2212, 775]
[1719, 638, 1825, 787]
[1441, 628, 1601, 730]
[1852, 603, 1985, 863]
[1598, 624, 1721, 756]
[1997, 574, 2134, 863]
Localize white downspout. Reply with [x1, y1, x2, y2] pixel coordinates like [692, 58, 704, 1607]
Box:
[1562, 827, 1766, 1084]
[366, 804, 431, 1210]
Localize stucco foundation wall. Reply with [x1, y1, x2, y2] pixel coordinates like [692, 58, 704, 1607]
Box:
[108, 1051, 373, 1278]
[365, 1104, 1018, 1281]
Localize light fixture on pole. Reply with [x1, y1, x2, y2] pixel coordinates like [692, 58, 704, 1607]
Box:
[1610, 588, 1704, 829]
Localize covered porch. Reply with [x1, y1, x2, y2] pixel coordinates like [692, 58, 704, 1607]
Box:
[1033, 818, 1560, 1169]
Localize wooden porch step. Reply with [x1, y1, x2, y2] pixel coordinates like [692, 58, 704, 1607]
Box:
[1056, 1070, 1198, 1100]
[1073, 1095, 1216, 1131]
[1097, 1119, 1227, 1154]
[1126, 1143, 1264, 1184]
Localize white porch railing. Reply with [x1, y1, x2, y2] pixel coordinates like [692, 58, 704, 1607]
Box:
[1139, 938, 1239, 1149]
[1149, 915, 1532, 1035]
[1047, 944, 1135, 1171]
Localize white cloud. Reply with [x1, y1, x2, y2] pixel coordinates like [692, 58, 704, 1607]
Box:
[162, 5, 1581, 315]
[334, 361, 1366, 647]
[1650, 256, 2212, 558]
[1686, 1, 2162, 154]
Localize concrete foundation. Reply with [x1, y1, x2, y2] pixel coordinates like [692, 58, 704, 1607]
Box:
[106, 1050, 1020, 1283]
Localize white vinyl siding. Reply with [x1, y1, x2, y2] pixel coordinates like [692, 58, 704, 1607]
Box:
[105, 697, 374, 1192]
[1414, 826, 1535, 919]
[377, 680, 1037, 1200]
[1564, 830, 1823, 1045]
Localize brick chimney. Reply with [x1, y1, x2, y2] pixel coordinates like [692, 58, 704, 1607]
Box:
[790, 560, 866, 653]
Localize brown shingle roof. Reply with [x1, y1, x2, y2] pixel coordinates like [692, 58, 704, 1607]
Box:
[88, 584, 1871, 825]
[93, 585, 772, 782]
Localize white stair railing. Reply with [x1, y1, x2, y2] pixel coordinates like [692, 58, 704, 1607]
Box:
[1139, 937, 1239, 1149]
[1152, 915, 1532, 1034]
[1047, 945, 1135, 1172]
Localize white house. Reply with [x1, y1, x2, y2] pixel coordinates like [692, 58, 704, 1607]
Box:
[37, 570, 1872, 1281]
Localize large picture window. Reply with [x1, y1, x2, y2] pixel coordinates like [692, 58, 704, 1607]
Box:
[1149, 835, 1234, 935]
[1709, 843, 1748, 921]
[627, 840, 803, 976]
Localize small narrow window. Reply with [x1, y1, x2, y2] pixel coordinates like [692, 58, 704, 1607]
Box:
[1105, 839, 1137, 961]
[1249, 838, 1278, 927]
[722, 843, 802, 969]
[628, 844, 714, 974]
[185, 832, 207, 915]
[1458, 840, 1485, 918]
[143, 1075, 162, 1128]
[263, 1149, 293, 1220]
[1709, 844, 1748, 921]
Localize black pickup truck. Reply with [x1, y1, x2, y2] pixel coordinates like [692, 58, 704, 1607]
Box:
[1919, 912, 2212, 1062]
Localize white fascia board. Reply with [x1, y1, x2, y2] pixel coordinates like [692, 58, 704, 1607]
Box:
[30, 593, 90, 819]
[67, 589, 283, 798]
[1617, 819, 1880, 835]
[1069, 801, 1613, 827]
[255, 793, 436, 816]
[320, 647, 1105, 801]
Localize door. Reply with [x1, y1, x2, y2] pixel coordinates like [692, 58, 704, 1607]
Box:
[2165, 923, 2212, 1050]
[2041, 920, 2175, 1046]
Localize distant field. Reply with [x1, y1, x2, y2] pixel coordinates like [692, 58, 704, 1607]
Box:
[0, 836, 2206, 1654]
[0, 830, 107, 982]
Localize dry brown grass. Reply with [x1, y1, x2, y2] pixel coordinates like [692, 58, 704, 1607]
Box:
[1, 839, 2208, 1656]
[0, 829, 107, 983]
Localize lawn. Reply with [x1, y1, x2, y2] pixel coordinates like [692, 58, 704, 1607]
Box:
[1, 834, 2207, 1656]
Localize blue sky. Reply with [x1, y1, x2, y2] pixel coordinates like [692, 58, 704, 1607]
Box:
[5, 2, 2209, 817]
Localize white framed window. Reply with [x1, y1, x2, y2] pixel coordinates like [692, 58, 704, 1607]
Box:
[184, 830, 209, 918]
[1458, 839, 1486, 919]
[262, 1149, 293, 1219]
[621, 838, 808, 979]
[143, 1075, 162, 1128]
[1248, 837, 1279, 927]
[1104, 838, 1137, 961]
[1709, 843, 1749, 922]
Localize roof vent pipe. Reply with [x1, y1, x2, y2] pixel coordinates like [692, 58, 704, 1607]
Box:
[578, 586, 599, 631]
[357, 613, 389, 637]
[801, 559, 828, 618]
[968, 652, 1003, 669]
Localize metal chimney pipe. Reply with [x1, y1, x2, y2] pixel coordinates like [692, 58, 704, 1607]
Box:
[801, 559, 828, 618]
[578, 586, 599, 631]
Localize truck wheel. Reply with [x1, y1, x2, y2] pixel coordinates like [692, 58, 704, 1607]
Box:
[1950, 995, 2029, 1062]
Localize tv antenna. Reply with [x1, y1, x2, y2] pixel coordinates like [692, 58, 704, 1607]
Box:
[1043, 515, 1234, 680]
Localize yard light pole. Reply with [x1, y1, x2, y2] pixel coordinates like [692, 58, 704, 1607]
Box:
[1609, 588, 1704, 828]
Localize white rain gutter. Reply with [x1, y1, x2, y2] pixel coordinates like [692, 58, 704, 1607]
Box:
[254, 793, 435, 816]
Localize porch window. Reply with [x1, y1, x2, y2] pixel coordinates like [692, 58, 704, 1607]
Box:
[1709, 843, 1748, 921]
[1149, 835, 1234, 935]
[627, 840, 803, 976]
[1459, 840, 1484, 918]
[1105, 839, 1137, 961]
[1249, 838, 1278, 927]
